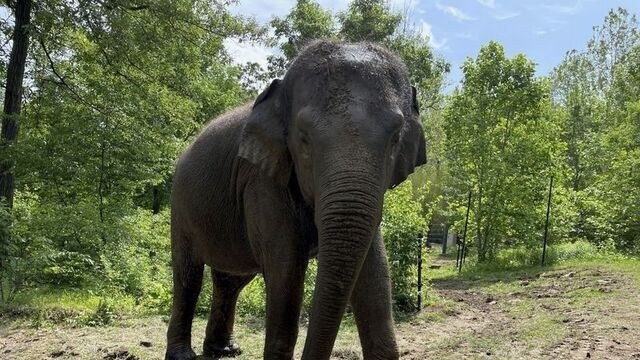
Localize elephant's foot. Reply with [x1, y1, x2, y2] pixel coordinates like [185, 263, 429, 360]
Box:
[165, 344, 197, 360]
[203, 340, 242, 358]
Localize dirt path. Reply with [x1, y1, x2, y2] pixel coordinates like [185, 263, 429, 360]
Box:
[396, 265, 640, 359]
[2, 261, 639, 359]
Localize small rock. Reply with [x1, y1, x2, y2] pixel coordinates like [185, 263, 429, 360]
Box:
[51, 350, 65, 358]
[139, 341, 152, 348]
[586, 352, 591, 358]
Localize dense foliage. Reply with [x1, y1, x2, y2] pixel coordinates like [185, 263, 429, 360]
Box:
[381, 182, 426, 312]
[444, 41, 562, 261]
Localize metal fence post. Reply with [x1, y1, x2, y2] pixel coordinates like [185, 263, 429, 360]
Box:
[542, 176, 554, 266]
[417, 235, 423, 311]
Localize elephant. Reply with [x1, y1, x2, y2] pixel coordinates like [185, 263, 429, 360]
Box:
[165, 40, 426, 360]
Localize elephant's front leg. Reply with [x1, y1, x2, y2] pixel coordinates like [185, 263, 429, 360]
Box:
[263, 255, 307, 359]
[244, 178, 308, 359]
[350, 230, 399, 360]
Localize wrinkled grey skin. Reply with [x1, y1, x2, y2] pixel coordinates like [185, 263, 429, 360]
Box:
[165, 40, 426, 360]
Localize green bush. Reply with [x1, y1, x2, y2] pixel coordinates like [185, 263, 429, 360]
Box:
[83, 298, 119, 326]
[41, 250, 95, 287]
[468, 240, 618, 271]
[100, 208, 172, 310]
[233, 260, 318, 321]
[381, 181, 426, 312]
[237, 276, 266, 319]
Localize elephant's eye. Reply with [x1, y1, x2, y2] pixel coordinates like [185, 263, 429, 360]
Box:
[299, 131, 310, 146]
[299, 131, 311, 155]
[300, 133, 309, 145]
[391, 131, 401, 146]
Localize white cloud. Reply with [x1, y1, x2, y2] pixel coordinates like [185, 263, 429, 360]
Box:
[541, 4, 580, 14]
[389, 0, 418, 12]
[420, 21, 448, 50]
[224, 38, 275, 68]
[228, 0, 351, 24]
[435, 3, 475, 21]
[494, 11, 520, 20]
[454, 32, 473, 39]
[476, 0, 496, 8]
[534, 28, 558, 36]
[534, 0, 596, 16]
[228, 0, 291, 24]
[318, 0, 351, 12]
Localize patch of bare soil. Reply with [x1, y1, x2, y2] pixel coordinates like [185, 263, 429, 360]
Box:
[395, 265, 640, 359]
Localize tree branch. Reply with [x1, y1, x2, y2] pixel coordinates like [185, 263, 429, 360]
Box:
[37, 36, 108, 116]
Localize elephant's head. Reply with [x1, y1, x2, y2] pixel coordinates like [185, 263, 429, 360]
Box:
[238, 40, 425, 357]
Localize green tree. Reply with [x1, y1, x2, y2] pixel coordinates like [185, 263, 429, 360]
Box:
[338, 0, 401, 42]
[0, 0, 33, 302]
[550, 7, 640, 249]
[445, 42, 561, 262]
[1, 0, 259, 297]
[594, 45, 640, 251]
[271, 0, 336, 62]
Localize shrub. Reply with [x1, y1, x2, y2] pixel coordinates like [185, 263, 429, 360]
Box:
[381, 181, 426, 312]
[100, 208, 172, 311]
[237, 276, 266, 319]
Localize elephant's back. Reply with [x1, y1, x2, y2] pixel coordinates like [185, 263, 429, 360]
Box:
[173, 103, 251, 204]
[171, 103, 258, 271]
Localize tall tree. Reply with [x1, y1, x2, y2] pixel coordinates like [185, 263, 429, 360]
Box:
[550, 7, 640, 246]
[594, 45, 640, 251]
[587, 7, 639, 94]
[445, 42, 560, 261]
[0, 0, 32, 208]
[338, 0, 401, 42]
[0, 0, 32, 302]
[0, 0, 261, 296]
[271, 0, 335, 61]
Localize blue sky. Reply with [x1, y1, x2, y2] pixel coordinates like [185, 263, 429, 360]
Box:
[226, 0, 640, 90]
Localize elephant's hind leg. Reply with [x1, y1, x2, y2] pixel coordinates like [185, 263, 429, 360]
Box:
[203, 270, 255, 357]
[165, 233, 204, 360]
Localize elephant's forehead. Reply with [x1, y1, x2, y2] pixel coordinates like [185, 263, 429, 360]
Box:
[335, 44, 382, 65]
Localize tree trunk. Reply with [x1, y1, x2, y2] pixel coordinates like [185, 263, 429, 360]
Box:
[0, 0, 33, 208]
[152, 184, 161, 214]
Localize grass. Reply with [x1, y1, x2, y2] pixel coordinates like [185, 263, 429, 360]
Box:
[0, 287, 140, 328]
[1, 243, 639, 359]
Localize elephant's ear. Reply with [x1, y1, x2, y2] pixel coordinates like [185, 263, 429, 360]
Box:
[389, 86, 427, 188]
[238, 79, 291, 186]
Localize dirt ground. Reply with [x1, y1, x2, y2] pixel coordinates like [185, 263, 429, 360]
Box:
[2, 258, 639, 359]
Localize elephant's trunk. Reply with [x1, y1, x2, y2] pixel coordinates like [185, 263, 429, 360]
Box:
[302, 167, 384, 359]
